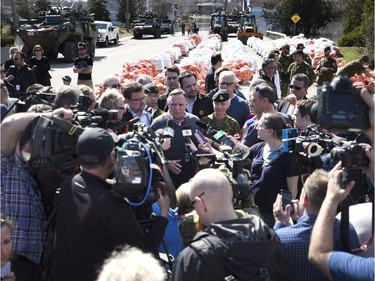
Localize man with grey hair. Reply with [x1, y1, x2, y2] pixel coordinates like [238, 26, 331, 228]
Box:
[218, 70, 250, 128]
[97, 89, 125, 129]
[172, 168, 287, 281]
[151, 89, 201, 188]
[54, 85, 80, 109]
[102, 75, 121, 92]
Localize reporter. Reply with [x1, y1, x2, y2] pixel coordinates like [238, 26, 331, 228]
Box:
[308, 162, 374, 281]
[247, 112, 299, 227]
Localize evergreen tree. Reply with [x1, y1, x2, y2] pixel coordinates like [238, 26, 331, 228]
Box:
[263, 0, 336, 36]
[88, 0, 110, 21]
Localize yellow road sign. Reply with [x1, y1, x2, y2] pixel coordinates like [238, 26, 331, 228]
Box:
[291, 13, 301, 24]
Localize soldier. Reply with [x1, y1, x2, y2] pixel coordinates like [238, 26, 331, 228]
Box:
[316, 46, 338, 86]
[287, 50, 315, 88]
[200, 89, 240, 136]
[337, 55, 375, 80]
[278, 44, 294, 97]
[296, 43, 312, 66]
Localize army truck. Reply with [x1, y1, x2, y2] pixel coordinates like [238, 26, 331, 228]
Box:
[132, 12, 161, 39]
[16, 6, 97, 63]
[227, 13, 240, 34]
[209, 11, 228, 41]
[237, 12, 263, 44]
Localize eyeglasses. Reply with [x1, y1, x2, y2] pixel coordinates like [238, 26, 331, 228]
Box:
[191, 192, 205, 207]
[78, 48, 85, 51]
[35, 49, 42, 52]
[288, 85, 303, 90]
[130, 96, 146, 102]
[167, 76, 178, 80]
[219, 82, 234, 86]
[109, 84, 121, 89]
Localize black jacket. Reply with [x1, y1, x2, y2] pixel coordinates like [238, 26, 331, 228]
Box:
[53, 171, 168, 281]
[172, 215, 287, 281]
[191, 93, 214, 119]
[6, 64, 37, 93]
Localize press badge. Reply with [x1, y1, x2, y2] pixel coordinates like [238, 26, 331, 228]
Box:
[16, 85, 20, 91]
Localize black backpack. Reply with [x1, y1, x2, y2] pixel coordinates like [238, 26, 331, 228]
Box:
[189, 215, 287, 281]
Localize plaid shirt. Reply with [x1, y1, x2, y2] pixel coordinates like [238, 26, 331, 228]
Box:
[274, 215, 359, 281]
[1, 153, 46, 264]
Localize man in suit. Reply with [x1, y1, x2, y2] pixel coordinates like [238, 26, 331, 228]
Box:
[179, 71, 213, 119]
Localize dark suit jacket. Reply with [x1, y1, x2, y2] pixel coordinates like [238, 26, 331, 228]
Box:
[192, 93, 214, 119]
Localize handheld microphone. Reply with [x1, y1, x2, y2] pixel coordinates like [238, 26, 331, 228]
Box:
[181, 122, 192, 163]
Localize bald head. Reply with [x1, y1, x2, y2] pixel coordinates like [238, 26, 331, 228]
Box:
[190, 169, 236, 225]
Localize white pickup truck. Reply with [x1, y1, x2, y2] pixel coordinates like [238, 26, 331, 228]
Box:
[94, 21, 120, 47]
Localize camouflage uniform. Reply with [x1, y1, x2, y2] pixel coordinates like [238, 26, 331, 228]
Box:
[316, 55, 338, 86]
[287, 61, 316, 87]
[337, 60, 366, 78]
[201, 114, 240, 136]
[279, 54, 293, 97]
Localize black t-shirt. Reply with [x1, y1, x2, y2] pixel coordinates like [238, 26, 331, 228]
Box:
[74, 56, 93, 80]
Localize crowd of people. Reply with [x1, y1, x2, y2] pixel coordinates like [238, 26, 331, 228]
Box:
[1, 38, 374, 281]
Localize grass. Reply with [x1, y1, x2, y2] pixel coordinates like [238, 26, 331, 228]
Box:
[338, 46, 367, 63]
[117, 26, 133, 37]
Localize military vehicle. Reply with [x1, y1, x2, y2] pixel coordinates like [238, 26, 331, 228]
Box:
[16, 6, 97, 63]
[131, 12, 161, 39]
[227, 13, 241, 34]
[209, 10, 228, 41]
[237, 12, 263, 44]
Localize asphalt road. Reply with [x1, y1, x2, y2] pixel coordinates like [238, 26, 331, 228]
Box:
[49, 31, 265, 91]
[49, 31, 317, 98]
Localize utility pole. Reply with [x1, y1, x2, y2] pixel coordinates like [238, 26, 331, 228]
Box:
[126, 0, 129, 31]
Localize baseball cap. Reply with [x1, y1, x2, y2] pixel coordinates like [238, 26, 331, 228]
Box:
[144, 83, 159, 94]
[212, 89, 230, 102]
[62, 75, 72, 82]
[280, 44, 290, 50]
[77, 128, 115, 165]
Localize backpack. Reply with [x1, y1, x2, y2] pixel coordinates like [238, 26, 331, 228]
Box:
[189, 215, 287, 281]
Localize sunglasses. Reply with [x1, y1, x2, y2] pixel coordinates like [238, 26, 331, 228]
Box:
[289, 85, 303, 90]
[35, 49, 42, 52]
[167, 76, 178, 80]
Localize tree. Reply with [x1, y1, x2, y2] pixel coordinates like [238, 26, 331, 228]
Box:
[88, 0, 110, 21]
[262, 0, 336, 36]
[362, 0, 374, 56]
[117, 0, 145, 24]
[31, 0, 51, 17]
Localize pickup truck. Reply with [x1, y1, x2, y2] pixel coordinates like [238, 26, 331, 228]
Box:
[94, 21, 120, 47]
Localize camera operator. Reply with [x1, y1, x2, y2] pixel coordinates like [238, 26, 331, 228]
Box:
[0, 108, 73, 281]
[309, 161, 374, 281]
[78, 85, 96, 112]
[53, 128, 170, 281]
[97, 89, 125, 131]
[54, 85, 80, 109]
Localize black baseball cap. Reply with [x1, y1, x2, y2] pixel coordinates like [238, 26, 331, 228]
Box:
[62, 75, 72, 82]
[77, 128, 115, 165]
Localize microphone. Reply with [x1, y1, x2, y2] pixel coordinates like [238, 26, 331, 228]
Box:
[181, 122, 192, 163]
[113, 117, 140, 133]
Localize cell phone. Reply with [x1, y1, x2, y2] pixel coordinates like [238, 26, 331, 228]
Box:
[281, 189, 292, 208]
